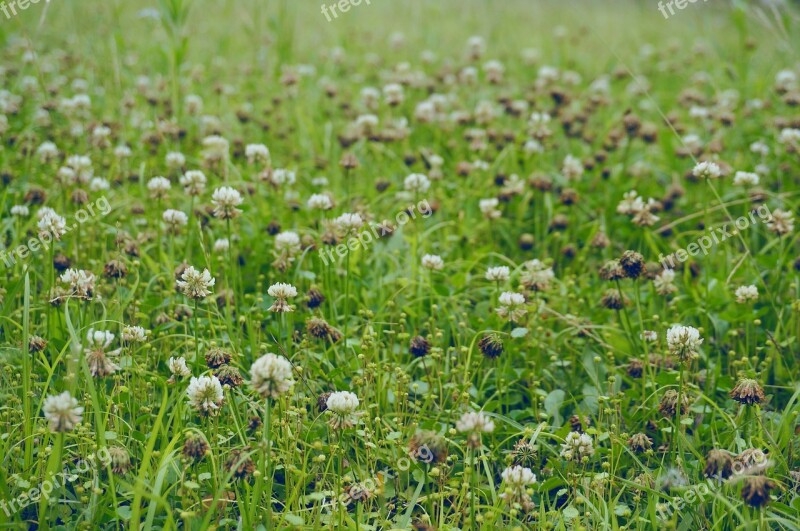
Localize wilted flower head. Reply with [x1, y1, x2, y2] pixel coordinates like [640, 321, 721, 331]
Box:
[43, 391, 83, 432]
[730, 378, 766, 405]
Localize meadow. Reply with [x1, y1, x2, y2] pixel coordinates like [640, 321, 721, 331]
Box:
[1, 0, 800, 529]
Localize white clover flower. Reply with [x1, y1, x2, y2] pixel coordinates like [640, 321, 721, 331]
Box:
[485, 266, 510, 282]
[267, 282, 297, 312]
[147, 176, 172, 198]
[311, 176, 329, 188]
[89, 177, 110, 192]
[245, 143, 271, 165]
[421, 254, 444, 271]
[166, 151, 186, 169]
[326, 391, 360, 429]
[326, 391, 359, 415]
[185, 94, 203, 115]
[560, 431, 594, 461]
[692, 161, 721, 180]
[383, 83, 404, 105]
[500, 465, 536, 500]
[497, 291, 527, 322]
[275, 231, 301, 255]
[653, 269, 677, 295]
[735, 285, 759, 304]
[641, 330, 658, 342]
[86, 328, 114, 349]
[122, 325, 149, 343]
[521, 259, 555, 292]
[615, 191, 640, 216]
[43, 391, 83, 432]
[779, 128, 800, 146]
[404, 173, 430, 193]
[308, 193, 333, 210]
[666, 325, 703, 361]
[114, 145, 132, 159]
[176, 266, 216, 299]
[270, 168, 296, 186]
[456, 411, 495, 434]
[767, 209, 794, 236]
[750, 141, 769, 157]
[180, 170, 207, 196]
[202, 135, 229, 162]
[36, 141, 59, 163]
[10, 205, 29, 217]
[213, 238, 230, 253]
[38, 210, 67, 240]
[60, 269, 96, 299]
[562, 154, 583, 180]
[334, 212, 364, 233]
[250, 353, 295, 399]
[167, 356, 191, 378]
[211, 186, 243, 219]
[186, 375, 224, 414]
[163, 209, 188, 229]
[479, 198, 501, 219]
[733, 171, 759, 186]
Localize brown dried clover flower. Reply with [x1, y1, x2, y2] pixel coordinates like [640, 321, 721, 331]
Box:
[409, 335, 431, 358]
[741, 476, 778, 508]
[620, 250, 646, 279]
[225, 448, 255, 480]
[182, 432, 210, 462]
[205, 347, 232, 369]
[729, 378, 766, 406]
[627, 433, 653, 453]
[704, 449, 734, 480]
[658, 389, 689, 418]
[408, 430, 448, 464]
[478, 333, 504, 359]
[215, 364, 244, 387]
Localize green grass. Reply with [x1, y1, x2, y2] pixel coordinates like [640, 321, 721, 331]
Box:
[0, 0, 799, 529]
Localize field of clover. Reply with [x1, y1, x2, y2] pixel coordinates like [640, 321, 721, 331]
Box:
[1, 0, 800, 529]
